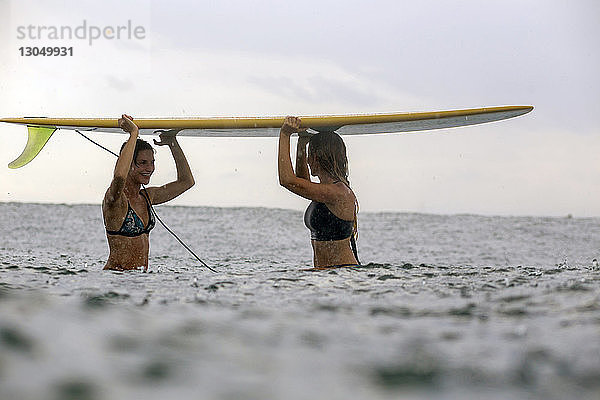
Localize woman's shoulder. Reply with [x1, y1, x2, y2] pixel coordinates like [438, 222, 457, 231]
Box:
[324, 182, 356, 214]
[332, 181, 356, 200]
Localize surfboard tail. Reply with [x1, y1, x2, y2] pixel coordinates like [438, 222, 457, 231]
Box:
[8, 125, 57, 168]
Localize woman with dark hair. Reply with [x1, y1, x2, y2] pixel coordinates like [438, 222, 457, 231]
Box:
[278, 116, 359, 269]
[102, 114, 195, 271]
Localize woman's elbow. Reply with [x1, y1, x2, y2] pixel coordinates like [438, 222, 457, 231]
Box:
[180, 175, 194, 191]
[279, 178, 295, 190]
[186, 177, 195, 190]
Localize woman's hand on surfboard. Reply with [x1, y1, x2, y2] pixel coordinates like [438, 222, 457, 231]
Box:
[280, 116, 302, 136]
[153, 130, 178, 147]
[118, 114, 138, 135]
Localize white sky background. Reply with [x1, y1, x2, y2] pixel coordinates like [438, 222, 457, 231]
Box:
[0, 0, 598, 216]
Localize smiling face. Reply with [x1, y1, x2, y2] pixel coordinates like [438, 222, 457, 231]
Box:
[130, 149, 155, 185]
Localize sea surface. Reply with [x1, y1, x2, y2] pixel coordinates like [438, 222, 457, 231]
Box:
[0, 202, 599, 400]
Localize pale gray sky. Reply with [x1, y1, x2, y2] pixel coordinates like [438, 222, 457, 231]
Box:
[1, 0, 599, 216]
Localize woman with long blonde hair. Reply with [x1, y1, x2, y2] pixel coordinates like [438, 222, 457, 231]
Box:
[278, 116, 359, 269]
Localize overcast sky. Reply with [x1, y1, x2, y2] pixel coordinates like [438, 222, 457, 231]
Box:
[1, 0, 599, 216]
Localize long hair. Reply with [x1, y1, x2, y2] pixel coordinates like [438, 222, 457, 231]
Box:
[308, 132, 360, 261]
[308, 132, 349, 186]
[120, 139, 154, 165]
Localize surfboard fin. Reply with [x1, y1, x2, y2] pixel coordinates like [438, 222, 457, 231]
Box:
[8, 125, 57, 169]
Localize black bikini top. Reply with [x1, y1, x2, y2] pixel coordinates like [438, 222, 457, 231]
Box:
[106, 190, 155, 237]
[304, 201, 354, 241]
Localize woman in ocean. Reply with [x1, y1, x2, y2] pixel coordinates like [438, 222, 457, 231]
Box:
[102, 114, 195, 271]
[278, 116, 360, 269]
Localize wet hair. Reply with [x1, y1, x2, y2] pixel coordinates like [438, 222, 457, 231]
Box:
[308, 131, 349, 186]
[120, 138, 154, 165]
[308, 132, 360, 249]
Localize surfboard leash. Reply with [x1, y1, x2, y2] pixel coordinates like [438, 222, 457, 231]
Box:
[143, 195, 217, 273]
[75, 129, 119, 157]
[75, 129, 216, 273]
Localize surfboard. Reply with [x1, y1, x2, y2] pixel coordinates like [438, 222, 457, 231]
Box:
[1, 105, 532, 168]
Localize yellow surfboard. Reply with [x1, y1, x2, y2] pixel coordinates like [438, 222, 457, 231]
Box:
[1, 105, 532, 168]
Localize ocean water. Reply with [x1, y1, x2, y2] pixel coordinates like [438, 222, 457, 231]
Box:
[0, 202, 599, 400]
